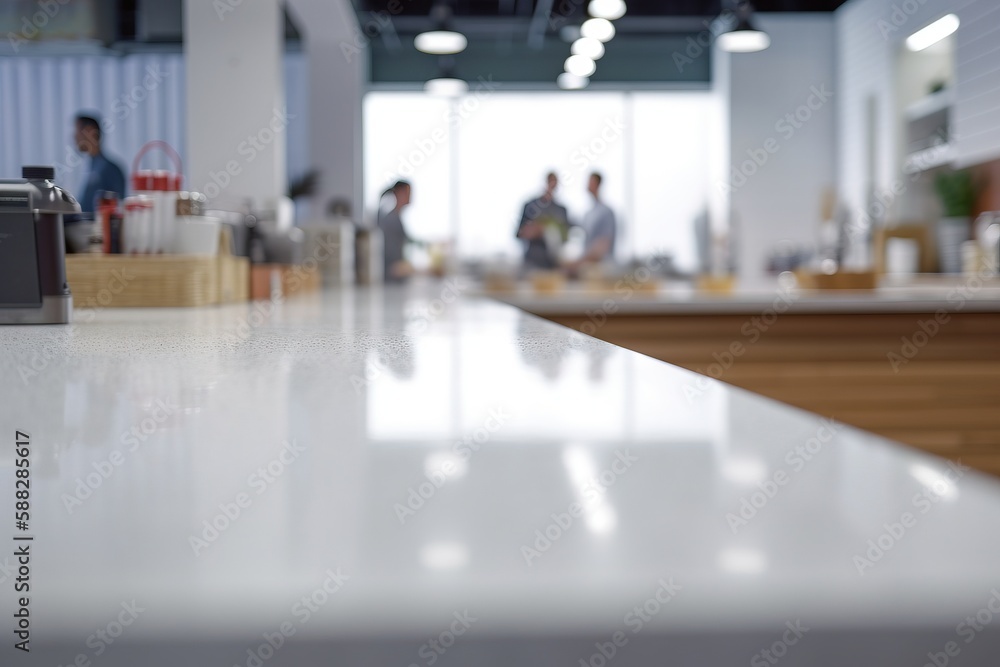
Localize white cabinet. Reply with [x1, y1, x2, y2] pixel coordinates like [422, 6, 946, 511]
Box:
[953, 0, 1000, 167]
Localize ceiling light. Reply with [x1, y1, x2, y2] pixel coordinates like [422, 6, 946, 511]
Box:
[565, 54, 596, 77]
[717, 27, 770, 52]
[588, 0, 626, 20]
[716, 1, 770, 53]
[571, 36, 605, 60]
[557, 72, 589, 90]
[414, 30, 467, 55]
[906, 14, 959, 52]
[424, 77, 468, 97]
[580, 18, 615, 42]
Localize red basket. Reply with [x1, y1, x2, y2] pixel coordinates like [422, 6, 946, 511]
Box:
[131, 140, 184, 192]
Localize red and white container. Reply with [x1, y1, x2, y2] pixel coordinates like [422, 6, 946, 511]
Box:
[122, 196, 154, 255]
[131, 141, 184, 254]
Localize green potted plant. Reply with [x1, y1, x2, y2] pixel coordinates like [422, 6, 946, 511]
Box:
[934, 169, 976, 273]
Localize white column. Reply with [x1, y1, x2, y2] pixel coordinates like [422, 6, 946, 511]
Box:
[286, 0, 364, 222]
[184, 0, 287, 210]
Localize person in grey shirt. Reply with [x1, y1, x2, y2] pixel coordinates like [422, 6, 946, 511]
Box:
[577, 172, 616, 265]
[516, 172, 570, 270]
[378, 180, 415, 281]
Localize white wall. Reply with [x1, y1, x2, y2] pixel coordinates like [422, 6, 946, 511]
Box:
[835, 0, 990, 231]
[286, 0, 364, 221]
[719, 14, 838, 280]
[952, 0, 1000, 167]
[184, 0, 286, 209]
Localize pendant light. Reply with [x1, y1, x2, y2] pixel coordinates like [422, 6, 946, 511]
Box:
[716, 1, 770, 53]
[415, 2, 467, 55]
[425, 56, 468, 97]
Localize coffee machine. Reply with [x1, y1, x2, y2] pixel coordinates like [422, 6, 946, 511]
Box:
[0, 166, 79, 324]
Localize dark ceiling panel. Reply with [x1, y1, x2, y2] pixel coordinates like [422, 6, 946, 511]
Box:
[357, 0, 848, 86]
[356, 0, 849, 18]
[370, 33, 711, 84]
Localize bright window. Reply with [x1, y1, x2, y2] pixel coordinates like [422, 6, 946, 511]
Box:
[363, 90, 715, 271]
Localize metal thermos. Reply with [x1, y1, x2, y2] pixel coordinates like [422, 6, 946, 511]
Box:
[0, 166, 79, 324]
[355, 226, 384, 285]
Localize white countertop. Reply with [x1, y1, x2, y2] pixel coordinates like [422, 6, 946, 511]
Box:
[2, 283, 1000, 665]
[491, 276, 1000, 315]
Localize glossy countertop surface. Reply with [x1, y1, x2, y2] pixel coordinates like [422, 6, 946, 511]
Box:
[492, 275, 1000, 315]
[2, 282, 1000, 665]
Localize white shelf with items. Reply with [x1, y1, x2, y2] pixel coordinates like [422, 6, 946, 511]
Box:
[904, 87, 953, 122]
[904, 142, 954, 174]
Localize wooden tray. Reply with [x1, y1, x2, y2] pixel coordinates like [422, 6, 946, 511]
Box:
[796, 270, 878, 290]
[67, 253, 249, 307]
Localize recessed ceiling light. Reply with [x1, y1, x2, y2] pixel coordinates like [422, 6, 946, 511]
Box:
[589, 0, 626, 21]
[906, 14, 959, 52]
[580, 18, 615, 43]
[565, 54, 597, 77]
[424, 77, 468, 97]
[557, 72, 589, 90]
[571, 36, 605, 60]
[414, 30, 468, 55]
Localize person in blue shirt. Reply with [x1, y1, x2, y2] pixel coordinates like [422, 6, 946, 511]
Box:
[73, 113, 127, 216]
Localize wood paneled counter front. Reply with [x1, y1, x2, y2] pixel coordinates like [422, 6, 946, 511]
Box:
[496, 277, 1000, 476]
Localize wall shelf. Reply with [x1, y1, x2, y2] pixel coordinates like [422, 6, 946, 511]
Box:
[904, 88, 953, 122]
[904, 142, 954, 174]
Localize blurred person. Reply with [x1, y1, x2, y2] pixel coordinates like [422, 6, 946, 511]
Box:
[73, 112, 126, 216]
[516, 171, 569, 270]
[378, 180, 416, 281]
[571, 172, 616, 268]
